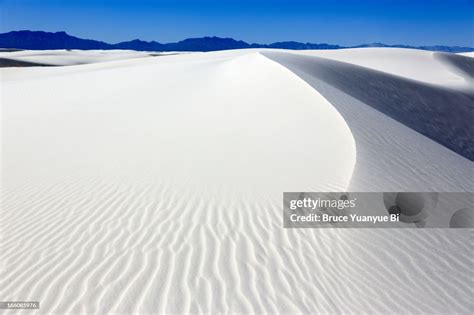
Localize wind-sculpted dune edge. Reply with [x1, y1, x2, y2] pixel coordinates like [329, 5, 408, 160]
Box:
[262, 51, 474, 161]
[1, 49, 473, 314]
[434, 52, 474, 82]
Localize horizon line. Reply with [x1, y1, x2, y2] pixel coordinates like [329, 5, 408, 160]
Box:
[3, 29, 473, 49]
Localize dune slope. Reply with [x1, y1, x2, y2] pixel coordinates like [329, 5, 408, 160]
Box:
[0, 49, 154, 66]
[2, 51, 357, 313]
[263, 51, 474, 162]
[434, 52, 474, 82]
[295, 48, 472, 88]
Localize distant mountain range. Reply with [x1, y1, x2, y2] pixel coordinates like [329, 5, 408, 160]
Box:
[1, 30, 472, 53]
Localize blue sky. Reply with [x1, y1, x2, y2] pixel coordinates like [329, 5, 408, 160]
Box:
[1, 0, 473, 46]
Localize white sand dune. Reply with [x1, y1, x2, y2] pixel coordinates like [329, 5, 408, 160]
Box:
[263, 50, 474, 189]
[0, 49, 159, 66]
[434, 52, 474, 85]
[459, 52, 474, 58]
[294, 48, 473, 88]
[1, 48, 473, 314]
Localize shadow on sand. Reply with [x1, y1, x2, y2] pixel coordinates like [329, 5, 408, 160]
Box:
[0, 58, 53, 67]
[263, 51, 474, 161]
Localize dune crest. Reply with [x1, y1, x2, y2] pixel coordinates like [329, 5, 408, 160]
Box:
[262, 51, 473, 193]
